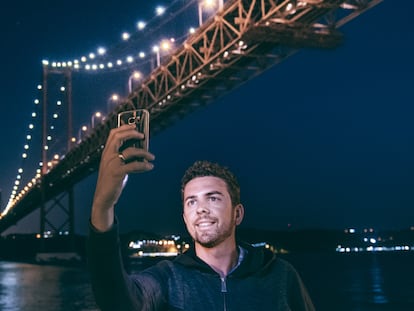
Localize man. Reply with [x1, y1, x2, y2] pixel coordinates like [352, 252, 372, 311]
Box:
[87, 124, 315, 310]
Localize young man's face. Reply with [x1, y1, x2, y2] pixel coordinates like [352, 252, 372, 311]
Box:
[182, 176, 243, 248]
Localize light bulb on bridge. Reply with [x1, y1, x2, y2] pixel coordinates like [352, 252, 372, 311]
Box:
[137, 21, 146, 30]
[97, 47, 106, 55]
[122, 32, 130, 41]
[155, 6, 166, 16]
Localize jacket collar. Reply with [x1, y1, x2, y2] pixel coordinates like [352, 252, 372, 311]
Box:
[174, 241, 276, 277]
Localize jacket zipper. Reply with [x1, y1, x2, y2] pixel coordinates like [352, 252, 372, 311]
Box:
[221, 277, 227, 311]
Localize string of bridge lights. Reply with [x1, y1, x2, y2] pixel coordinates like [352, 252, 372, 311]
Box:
[1, 84, 43, 217]
[42, 0, 222, 73]
[0, 82, 72, 218]
[1, 0, 227, 218]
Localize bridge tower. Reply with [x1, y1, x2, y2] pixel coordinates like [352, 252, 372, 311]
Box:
[39, 65, 75, 251]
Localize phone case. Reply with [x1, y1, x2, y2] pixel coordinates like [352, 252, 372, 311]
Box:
[117, 109, 150, 154]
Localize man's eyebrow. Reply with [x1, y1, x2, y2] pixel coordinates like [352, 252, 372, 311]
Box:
[184, 191, 224, 202]
[205, 191, 224, 197]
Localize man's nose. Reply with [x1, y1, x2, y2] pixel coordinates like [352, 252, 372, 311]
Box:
[196, 202, 209, 214]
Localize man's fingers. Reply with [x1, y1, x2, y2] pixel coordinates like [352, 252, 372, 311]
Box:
[106, 124, 144, 154]
[119, 148, 155, 162]
[127, 160, 155, 173]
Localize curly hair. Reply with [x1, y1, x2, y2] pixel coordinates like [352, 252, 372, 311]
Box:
[181, 160, 240, 206]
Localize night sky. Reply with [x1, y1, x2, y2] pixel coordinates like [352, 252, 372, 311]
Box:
[1, 0, 413, 236]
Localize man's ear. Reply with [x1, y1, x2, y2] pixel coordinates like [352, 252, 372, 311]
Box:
[234, 204, 244, 225]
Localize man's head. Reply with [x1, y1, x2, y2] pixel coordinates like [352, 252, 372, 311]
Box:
[181, 160, 240, 207]
[181, 161, 244, 248]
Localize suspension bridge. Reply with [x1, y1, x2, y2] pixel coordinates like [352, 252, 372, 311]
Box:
[0, 0, 381, 239]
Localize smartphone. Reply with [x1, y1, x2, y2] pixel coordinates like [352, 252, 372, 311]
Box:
[117, 109, 150, 161]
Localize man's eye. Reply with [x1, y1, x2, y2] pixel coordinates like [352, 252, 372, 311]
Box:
[187, 200, 196, 206]
[209, 196, 218, 202]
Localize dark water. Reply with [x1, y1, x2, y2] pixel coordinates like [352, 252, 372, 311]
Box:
[1, 252, 414, 310]
[280, 252, 414, 311]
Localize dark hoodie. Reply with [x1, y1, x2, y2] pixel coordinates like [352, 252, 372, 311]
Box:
[87, 222, 315, 311]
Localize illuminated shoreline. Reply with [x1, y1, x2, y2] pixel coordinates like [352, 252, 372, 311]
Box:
[336, 245, 414, 253]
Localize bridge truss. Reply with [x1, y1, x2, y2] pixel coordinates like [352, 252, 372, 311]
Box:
[0, 0, 382, 234]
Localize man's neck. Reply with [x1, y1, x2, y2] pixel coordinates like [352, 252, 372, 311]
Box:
[195, 240, 239, 277]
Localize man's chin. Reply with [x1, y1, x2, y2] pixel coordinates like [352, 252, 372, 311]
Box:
[195, 234, 218, 248]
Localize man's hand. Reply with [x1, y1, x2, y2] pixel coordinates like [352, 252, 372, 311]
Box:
[91, 124, 155, 231]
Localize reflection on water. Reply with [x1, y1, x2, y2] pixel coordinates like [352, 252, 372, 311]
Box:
[369, 256, 388, 304]
[347, 254, 389, 309]
[0, 261, 98, 311]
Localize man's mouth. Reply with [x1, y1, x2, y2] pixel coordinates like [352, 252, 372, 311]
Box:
[196, 220, 216, 229]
